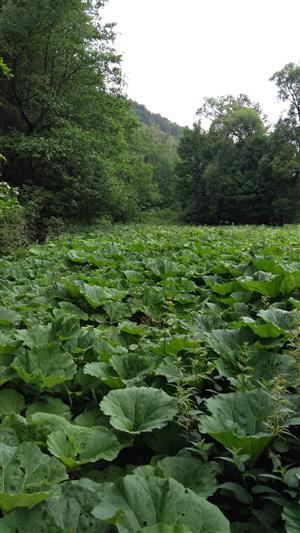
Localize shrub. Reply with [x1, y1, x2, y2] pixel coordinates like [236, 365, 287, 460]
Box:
[0, 181, 26, 255]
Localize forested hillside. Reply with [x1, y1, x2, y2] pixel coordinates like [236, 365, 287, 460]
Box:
[131, 101, 184, 139]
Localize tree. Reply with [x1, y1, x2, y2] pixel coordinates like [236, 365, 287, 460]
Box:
[270, 63, 300, 133]
[0, 0, 148, 233]
[129, 124, 179, 207]
[177, 97, 269, 224]
[176, 122, 212, 222]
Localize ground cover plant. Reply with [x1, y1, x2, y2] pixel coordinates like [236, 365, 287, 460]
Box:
[0, 224, 299, 532]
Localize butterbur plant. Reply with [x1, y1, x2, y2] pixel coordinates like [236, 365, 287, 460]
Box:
[0, 224, 298, 531]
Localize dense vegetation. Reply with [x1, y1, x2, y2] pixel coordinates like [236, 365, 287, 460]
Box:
[131, 101, 183, 139]
[0, 224, 299, 531]
[0, 2, 299, 531]
[177, 91, 300, 225]
[1, 0, 299, 244]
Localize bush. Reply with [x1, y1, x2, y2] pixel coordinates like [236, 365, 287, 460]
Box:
[0, 181, 26, 255]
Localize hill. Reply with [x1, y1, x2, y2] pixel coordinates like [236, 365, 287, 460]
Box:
[131, 101, 184, 139]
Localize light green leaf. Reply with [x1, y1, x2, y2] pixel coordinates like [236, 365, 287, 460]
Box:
[46, 478, 111, 532]
[198, 389, 274, 461]
[257, 308, 299, 333]
[0, 505, 65, 532]
[119, 321, 146, 336]
[0, 442, 67, 512]
[0, 307, 21, 327]
[110, 353, 155, 385]
[83, 361, 124, 389]
[0, 414, 31, 446]
[26, 396, 71, 419]
[12, 343, 76, 389]
[207, 328, 253, 356]
[239, 274, 283, 297]
[155, 456, 217, 498]
[29, 413, 71, 445]
[47, 425, 121, 468]
[100, 387, 178, 434]
[92, 475, 230, 533]
[155, 357, 183, 382]
[139, 525, 192, 533]
[0, 389, 25, 418]
[0, 332, 20, 355]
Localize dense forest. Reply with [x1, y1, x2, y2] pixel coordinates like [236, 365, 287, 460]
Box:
[0, 0, 299, 251]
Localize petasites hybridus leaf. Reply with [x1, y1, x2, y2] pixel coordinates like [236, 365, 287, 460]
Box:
[0, 389, 25, 418]
[0, 442, 67, 512]
[92, 475, 230, 533]
[100, 387, 178, 434]
[47, 425, 121, 468]
[12, 343, 76, 389]
[0, 505, 65, 532]
[26, 396, 71, 419]
[46, 478, 111, 532]
[198, 389, 274, 461]
[139, 525, 192, 533]
[154, 456, 217, 498]
[84, 353, 155, 388]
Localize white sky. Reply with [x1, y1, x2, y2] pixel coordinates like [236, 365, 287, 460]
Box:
[102, 0, 300, 127]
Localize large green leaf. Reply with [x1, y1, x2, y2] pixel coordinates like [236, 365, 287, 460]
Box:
[47, 425, 121, 468]
[0, 389, 25, 418]
[0, 331, 20, 355]
[0, 307, 21, 327]
[0, 505, 65, 532]
[61, 279, 127, 309]
[257, 308, 299, 333]
[110, 353, 155, 385]
[238, 274, 283, 297]
[83, 361, 124, 389]
[92, 475, 230, 533]
[139, 525, 192, 533]
[198, 389, 274, 461]
[0, 414, 31, 446]
[29, 413, 71, 445]
[46, 478, 111, 532]
[207, 328, 254, 356]
[100, 387, 178, 434]
[12, 343, 76, 389]
[0, 442, 67, 512]
[84, 353, 155, 388]
[26, 396, 71, 419]
[154, 456, 217, 498]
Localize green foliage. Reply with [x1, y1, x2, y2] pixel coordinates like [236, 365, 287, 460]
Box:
[92, 474, 230, 532]
[0, 223, 298, 530]
[100, 387, 178, 434]
[177, 89, 300, 224]
[131, 101, 183, 139]
[0, 0, 160, 235]
[47, 425, 121, 468]
[0, 442, 67, 512]
[198, 389, 275, 462]
[0, 182, 26, 255]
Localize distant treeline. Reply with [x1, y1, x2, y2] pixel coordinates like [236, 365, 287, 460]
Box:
[177, 89, 300, 225]
[0, 0, 299, 248]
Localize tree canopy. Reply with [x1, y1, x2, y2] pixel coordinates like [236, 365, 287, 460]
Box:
[177, 85, 300, 225]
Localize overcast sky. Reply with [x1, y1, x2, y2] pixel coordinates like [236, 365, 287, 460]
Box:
[102, 0, 300, 127]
